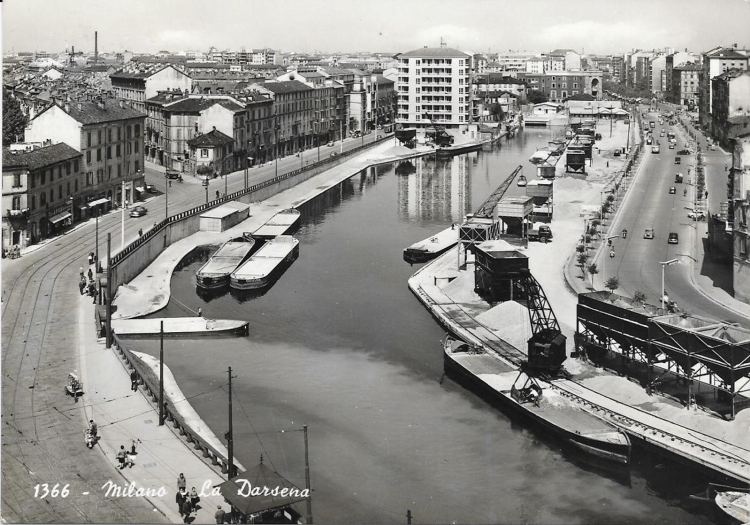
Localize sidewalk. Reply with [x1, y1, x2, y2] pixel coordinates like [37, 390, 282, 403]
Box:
[78, 292, 230, 523]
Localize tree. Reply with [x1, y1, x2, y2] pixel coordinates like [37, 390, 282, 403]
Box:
[489, 103, 505, 122]
[576, 244, 586, 254]
[604, 276, 620, 294]
[587, 263, 599, 287]
[3, 88, 28, 145]
[633, 290, 647, 304]
[527, 90, 548, 104]
[607, 194, 615, 204]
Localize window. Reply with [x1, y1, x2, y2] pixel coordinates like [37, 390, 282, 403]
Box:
[87, 132, 92, 147]
[41, 171, 46, 185]
[117, 165, 121, 178]
[108, 129, 112, 142]
[98, 130, 102, 144]
[66, 163, 71, 175]
[49, 189, 54, 203]
[58, 186, 63, 199]
[58, 167, 63, 179]
[107, 146, 112, 159]
[12, 196, 20, 210]
[13, 173, 21, 187]
[97, 149, 101, 161]
[86, 172, 92, 186]
[86, 151, 91, 163]
[67, 181, 70, 196]
[135, 160, 140, 172]
[31, 195, 35, 210]
[108, 166, 112, 179]
[74, 160, 79, 172]
[40, 192, 46, 205]
[75, 179, 78, 191]
[134, 141, 139, 153]
[127, 125, 132, 139]
[201, 148, 209, 158]
[135, 124, 141, 137]
[117, 127, 121, 141]
[116, 144, 121, 157]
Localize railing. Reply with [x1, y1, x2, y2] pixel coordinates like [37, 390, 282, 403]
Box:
[111, 334, 238, 476]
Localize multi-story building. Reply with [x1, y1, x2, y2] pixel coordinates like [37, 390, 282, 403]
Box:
[665, 53, 698, 104]
[699, 46, 750, 133]
[251, 49, 279, 66]
[711, 69, 750, 147]
[518, 70, 602, 102]
[110, 64, 193, 113]
[649, 55, 667, 97]
[669, 62, 701, 108]
[2, 143, 83, 249]
[348, 73, 396, 134]
[611, 55, 625, 84]
[396, 46, 471, 129]
[732, 136, 750, 303]
[474, 73, 527, 101]
[525, 57, 545, 74]
[24, 97, 147, 213]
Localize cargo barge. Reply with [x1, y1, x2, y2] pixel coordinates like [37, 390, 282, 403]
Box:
[196, 236, 257, 290]
[443, 336, 631, 465]
[403, 226, 459, 264]
[230, 235, 299, 291]
[253, 208, 301, 239]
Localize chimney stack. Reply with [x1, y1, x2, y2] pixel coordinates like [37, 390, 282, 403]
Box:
[95, 31, 98, 65]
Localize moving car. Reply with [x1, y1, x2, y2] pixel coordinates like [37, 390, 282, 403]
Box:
[145, 184, 157, 193]
[613, 148, 621, 156]
[677, 149, 690, 155]
[675, 156, 681, 164]
[669, 186, 676, 194]
[687, 210, 706, 221]
[669, 143, 675, 149]
[166, 169, 181, 180]
[668, 233, 679, 244]
[327, 141, 335, 147]
[129, 205, 147, 218]
[644, 228, 655, 239]
[652, 145, 660, 153]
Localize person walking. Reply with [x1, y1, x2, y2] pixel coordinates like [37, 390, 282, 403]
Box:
[88, 420, 98, 438]
[130, 438, 139, 455]
[116, 446, 127, 469]
[130, 371, 138, 392]
[197, 307, 202, 317]
[87, 267, 93, 281]
[125, 449, 135, 468]
[138, 228, 143, 237]
[79, 278, 86, 295]
[177, 473, 187, 492]
[176, 489, 186, 515]
[189, 486, 200, 511]
[180, 497, 192, 523]
[214, 505, 226, 524]
[79, 266, 85, 280]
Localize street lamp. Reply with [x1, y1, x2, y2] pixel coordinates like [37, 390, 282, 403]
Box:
[246, 157, 252, 190]
[659, 259, 679, 311]
[602, 234, 620, 283]
[274, 125, 280, 178]
[202, 177, 209, 204]
[165, 169, 169, 219]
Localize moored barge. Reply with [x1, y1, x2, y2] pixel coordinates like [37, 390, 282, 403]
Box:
[403, 226, 459, 264]
[253, 208, 301, 239]
[230, 235, 299, 291]
[196, 236, 257, 290]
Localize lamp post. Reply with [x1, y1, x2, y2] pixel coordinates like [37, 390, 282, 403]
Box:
[274, 125, 280, 178]
[165, 169, 169, 219]
[203, 177, 209, 204]
[602, 234, 620, 283]
[660, 259, 679, 310]
[246, 157, 252, 189]
[121, 180, 126, 251]
[95, 207, 100, 267]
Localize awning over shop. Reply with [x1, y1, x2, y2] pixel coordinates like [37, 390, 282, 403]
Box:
[88, 198, 109, 207]
[135, 187, 145, 193]
[49, 212, 72, 224]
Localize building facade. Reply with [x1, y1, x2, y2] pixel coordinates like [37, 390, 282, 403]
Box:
[699, 47, 750, 133]
[2, 143, 83, 249]
[110, 64, 193, 113]
[396, 46, 471, 129]
[24, 98, 147, 213]
[518, 70, 602, 102]
[732, 136, 750, 304]
[711, 70, 750, 147]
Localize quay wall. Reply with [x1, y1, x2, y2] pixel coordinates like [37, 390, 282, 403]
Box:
[109, 137, 392, 291]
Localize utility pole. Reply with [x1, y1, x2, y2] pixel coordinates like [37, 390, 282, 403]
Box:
[227, 367, 235, 480]
[159, 321, 164, 426]
[95, 208, 100, 267]
[304, 424, 313, 524]
[121, 181, 125, 250]
[105, 233, 112, 348]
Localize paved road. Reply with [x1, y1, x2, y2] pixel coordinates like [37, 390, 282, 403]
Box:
[0, 133, 385, 522]
[598, 105, 745, 326]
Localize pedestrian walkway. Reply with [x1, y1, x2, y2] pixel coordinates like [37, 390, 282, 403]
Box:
[78, 294, 230, 523]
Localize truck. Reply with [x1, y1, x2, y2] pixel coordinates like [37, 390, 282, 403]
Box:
[527, 223, 553, 243]
[675, 172, 684, 183]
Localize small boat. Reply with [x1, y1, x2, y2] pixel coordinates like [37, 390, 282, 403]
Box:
[253, 208, 301, 239]
[196, 236, 257, 290]
[230, 235, 299, 291]
[715, 491, 750, 523]
[403, 226, 459, 264]
[443, 336, 631, 465]
[528, 150, 552, 164]
[517, 174, 527, 187]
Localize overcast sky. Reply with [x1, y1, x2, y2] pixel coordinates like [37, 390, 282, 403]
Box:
[3, 0, 750, 56]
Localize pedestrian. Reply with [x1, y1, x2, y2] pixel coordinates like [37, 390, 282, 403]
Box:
[197, 307, 202, 317]
[130, 438, 139, 455]
[138, 228, 143, 237]
[215, 505, 226, 524]
[87, 268, 93, 280]
[189, 486, 200, 510]
[130, 371, 138, 392]
[79, 266, 85, 279]
[169, 180, 172, 187]
[126, 449, 135, 468]
[176, 489, 186, 515]
[116, 446, 126, 469]
[177, 473, 187, 492]
[181, 497, 192, 523]
[216, 190, 220, 200]
[79, 278, 86, 295]
[88, 419, 98, 437]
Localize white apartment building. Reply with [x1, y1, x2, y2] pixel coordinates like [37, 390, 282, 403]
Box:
[396, 46, 471, 129]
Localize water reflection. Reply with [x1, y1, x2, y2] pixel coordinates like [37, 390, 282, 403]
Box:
[397, 155, 472, 223]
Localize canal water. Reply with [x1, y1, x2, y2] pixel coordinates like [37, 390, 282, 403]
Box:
[129, 129, 717, 524]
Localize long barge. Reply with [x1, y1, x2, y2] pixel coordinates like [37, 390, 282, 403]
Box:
[403, 226, 459, 264]
[253, 208, 301, 239]
[230, 235, 299, 291]
[196, 236, 257, 290]
[443, 337, 631, 465]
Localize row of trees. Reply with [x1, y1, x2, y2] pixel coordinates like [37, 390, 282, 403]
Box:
[3, 88, 28, 145]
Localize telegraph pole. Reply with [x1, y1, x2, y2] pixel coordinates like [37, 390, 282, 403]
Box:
[227, 367, 235, 479]
[159, 321, 164, 426]
[105, 233, 112, 348]
[304, 424, 313, 524]
[121, 181, 125, 250]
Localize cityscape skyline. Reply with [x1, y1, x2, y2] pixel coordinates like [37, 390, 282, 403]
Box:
[3, 0, 750, 57]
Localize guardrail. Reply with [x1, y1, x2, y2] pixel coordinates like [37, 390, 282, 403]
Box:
[111, 135, 392, 269]
[111, 333, 237, 476]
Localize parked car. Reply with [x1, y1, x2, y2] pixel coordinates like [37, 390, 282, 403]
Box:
[675, 156, 681, 164]
[668, 232, 679, 244]
[129, 205, 147, 218]
[613, 148, 621, 156]
[669, 143, 675, 149]
[687, 210, 706, 221]
[145, 184, 157, 193]
[327, 141, 335, 147]
[644, 228, 655, 239]
[669, 186, 676, 194]
[677, 149, 690, 155]
[330, 151, 339, 157]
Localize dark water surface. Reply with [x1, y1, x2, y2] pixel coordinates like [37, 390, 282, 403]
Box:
[129, 129, 717, 524]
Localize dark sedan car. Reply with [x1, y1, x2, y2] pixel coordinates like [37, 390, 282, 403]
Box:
[668, 233, 679, 244]
[129, 205, 148, 218]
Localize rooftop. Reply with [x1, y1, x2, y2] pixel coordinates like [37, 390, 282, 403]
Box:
[164, 96, 244, 113]
[2, 142, 81, 171]
[399, 47, 469, 59]
[186, 128, 234, 147]
[35, 99, 145, 125]
[257, 80, 314, 94]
